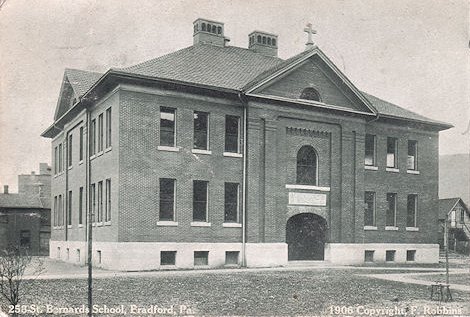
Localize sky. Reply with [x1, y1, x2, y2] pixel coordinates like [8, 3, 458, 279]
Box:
[0, 0, 469, 192]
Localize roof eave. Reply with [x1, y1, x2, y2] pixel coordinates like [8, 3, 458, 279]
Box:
[379, 114, 454, 131]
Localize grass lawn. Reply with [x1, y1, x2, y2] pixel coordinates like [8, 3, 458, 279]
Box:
[2, 269, 469, 316]
[410, 272, 470, 285]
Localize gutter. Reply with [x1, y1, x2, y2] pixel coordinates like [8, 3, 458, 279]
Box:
[238, 91, 249, 267]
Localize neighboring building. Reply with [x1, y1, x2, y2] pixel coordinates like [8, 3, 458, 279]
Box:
[0, 163, 52, 255]
[439, 154, 470, 205]
[41, 19, 452, 270]
[438, 198, 470, 254]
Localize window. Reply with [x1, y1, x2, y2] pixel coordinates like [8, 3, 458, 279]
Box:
[225, 115, 240, 153]
[386, 193, 397, 227]
[296, 145, 317, 185]
[459, 208, 465, 223]
[76, 249, 81, 263]
[58, 143, 63, 172]
[364, 250, 374, 262]
[96, 250, 102, 264]
[407, 140, 417, 170]
[257, 35, 261, 43]
[365, 134, 376, 166]
[53, 196, 58, 226]
[225, 251, 239, 265]
[54, 146, 58, 174]
[272, 38, 276, 46]
[385, 250, 396, 262]
[105, 179, 111, 222]
[406, 250, 416, 261]
[20, 231, 31, 248]
[79, 127, 84, 161]
[68, 134, 73, 167]
[97, 181, 103, 223]
[364, 192, 376, 227]
[193, 111, 209, 150]
[105, 107, 112, 148]
[300, 87, 321, 102]
[407, 194, 418, 227]
[160, 251, 176, 266]
[224, 183, 239, 223]
[159, 178, 175, 221]
[67, 190, 72, 226]
[90, 184, 95, 223]
[194, 251, 209, 266]
[98, 113, 103, 152]
[386, 137, 398, 168]
[90, 119, 96, 156]
[79, 187, 83, 225]
[58, 195, 63, 226]
[193, 180, 208, 222]
[160, 107, 176, 147]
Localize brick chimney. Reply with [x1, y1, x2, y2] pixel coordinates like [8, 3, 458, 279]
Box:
[193, 18, 229, 47]
[3, 185, 8, 194]
[248, 31, 278, 57]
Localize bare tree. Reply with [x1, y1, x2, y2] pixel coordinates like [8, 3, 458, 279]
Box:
[0, 0, 6, 10]
[0, 248, 44, 316]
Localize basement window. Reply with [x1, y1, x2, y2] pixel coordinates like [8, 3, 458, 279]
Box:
[406, 250, 416, 262]
[385, 250, 396, 262]
[364, 250, 374, 262]
[161, 251, 176, 266]
[194, 251, 209, 266]
[225, 251, 239, 265]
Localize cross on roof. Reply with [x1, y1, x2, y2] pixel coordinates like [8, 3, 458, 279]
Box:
[304, 23, 317, 50]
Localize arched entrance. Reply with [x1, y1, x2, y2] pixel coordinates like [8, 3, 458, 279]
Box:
[286, 213, 327, 261]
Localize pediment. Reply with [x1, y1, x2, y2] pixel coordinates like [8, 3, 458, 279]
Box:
[54, 75, 79, 120]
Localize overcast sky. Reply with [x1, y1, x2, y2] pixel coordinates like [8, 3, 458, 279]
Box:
[0, 0, 468, 191]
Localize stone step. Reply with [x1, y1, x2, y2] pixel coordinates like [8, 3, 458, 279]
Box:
[287, 260, 331, 267]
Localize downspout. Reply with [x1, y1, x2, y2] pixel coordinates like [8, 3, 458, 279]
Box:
[65, 129, 70, 241]
[85, 106, 93, 317]
[238, 91, 248, 267]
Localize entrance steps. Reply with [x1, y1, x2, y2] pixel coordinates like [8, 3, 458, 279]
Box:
[287, 260, 331, 267]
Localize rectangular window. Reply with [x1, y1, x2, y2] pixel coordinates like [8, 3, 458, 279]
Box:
[68, 134, 73, 167]
[224, 182, 239, 223]
[105, 179, 111, 222]
[105, 107, 112, 148]
[193, 111, 209, 150]
[364, 134, 376, 166]
[79, 187, 83, 225]
[58, 143, 63, 172]
[386, 193, 397, 227]
[194, 251, 209, 266]
[96, 250, 102, 264]
[193, 180, 208, 222]
[90, 119, 96, 156]
[58, 195, 63, 226]
[90, 184, 95, 223]
[54, 146, 58, 174]
[407, 194, 418, 227]
[460, 208, 465, 223]
[364, 191, 376, 226]
[407, 140, 418, 170]
[79, 127, 84, 161]
[67, 190, 72, 226]
[160, 107, 176, 147]
[406, 250, 416, 261]
[160, 251, 176, 266]
[364, 250, 374, 262]
[225, 115, 240, 153]
[97, 181, 103, 223]
[98, 113, 103, 152]
[159, 178, 175, 221]
[386, 137, 398, 168]
[53, 196, 58, 226]
[385, 250, 396, 262]
[225, 251, 239, 265]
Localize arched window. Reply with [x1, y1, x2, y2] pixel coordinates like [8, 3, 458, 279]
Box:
[267, 38, 272, 45]
[194, 24, 198, 33]
[202, 23, 206, 31]
[217, 26, 222, 34]
[257, 35, 261, 43]
[296, 145, 317, 185]
[262, 36, 267, 44]
[272, 38, 276, 46]
[300, 87, 321, 102]
[212, 25, 217, 33]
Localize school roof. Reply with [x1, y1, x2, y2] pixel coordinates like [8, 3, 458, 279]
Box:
[49, 43, 451, 137]
[439, 197, 469, 220]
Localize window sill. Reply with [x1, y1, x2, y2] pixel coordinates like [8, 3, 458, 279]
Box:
[67, 225, 72, 229]
[78, 160, 84, 166]
[158, 146, 180, 152]
[364, 165, 378, 171]
[223, 152, 243, 158]
[223, 223, 242, 228]
[90, 155, 96, 160]
[96, 223, 103, 227]
[157, 221, 178, 226]
[406, 227, 419, 231]
[68, 165, 73, 170]
[104, 221, 112, 226]
[386, 168, 400, 173]
[191, 222, 211, 227]
[96, 151, 104, 157]
[385, 226, 399, 231]
[407, 170, 420, 175]
[363, 226, 378, 231]
[78, 224, 84, 228]
[104, 147, 112, 153]
[192, 149, 212, 155]
[285, 184, 330, 192]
